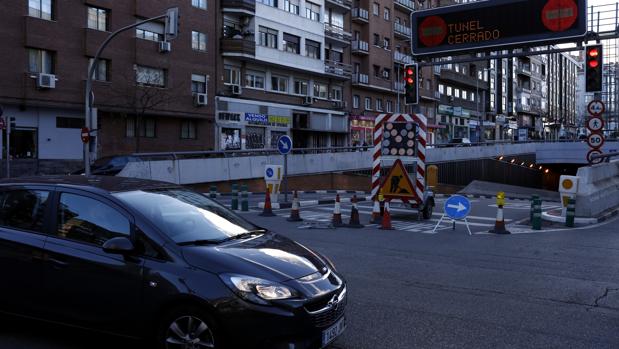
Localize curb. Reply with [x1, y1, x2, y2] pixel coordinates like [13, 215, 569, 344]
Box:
[541, 206, 619, 225]
[435, 194, 532, 201]
[258, 196, 369, 209]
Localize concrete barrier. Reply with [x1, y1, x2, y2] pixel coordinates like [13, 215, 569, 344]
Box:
[574, 160, 619, 217]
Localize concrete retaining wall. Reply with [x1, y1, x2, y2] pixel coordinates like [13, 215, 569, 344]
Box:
[574, 160, 619, 217]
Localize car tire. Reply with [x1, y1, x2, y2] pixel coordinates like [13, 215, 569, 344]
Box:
[422, 200, 434, 220]
[157, 305, 223, 349]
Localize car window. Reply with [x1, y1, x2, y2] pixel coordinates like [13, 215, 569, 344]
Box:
[56, 193, 130, 246]
[109, 157, 129, 167]
[0, 189, 50, 233]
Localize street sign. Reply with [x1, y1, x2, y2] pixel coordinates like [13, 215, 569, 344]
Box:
[381, 159, 416, 200]
[587, 100, 605, 116]
[411, 0, 586, 56]
[81, 127, 90, 143]
[443, 195, 471, 220]
[587, 117, 604, 132]
[381, 122, 417, 156]
[586, 133, 604, 149]
[277, 135, 292, 155]
[0, 117, 5, 130]
[587, 149, 603, 164]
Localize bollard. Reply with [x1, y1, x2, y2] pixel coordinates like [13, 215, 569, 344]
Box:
[209, 184, 217, 199]
[231, 183, 239, 210]
[241, 184, 249, 212]
[532, 198, 542, 230]
[565, 198, 575, 227]
[530, 194, 539, 223]
[489, 192, 510, 234]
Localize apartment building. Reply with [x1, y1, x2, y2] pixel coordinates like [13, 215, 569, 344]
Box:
[0, 0, 217, 171]
[546, 50, 579, 139]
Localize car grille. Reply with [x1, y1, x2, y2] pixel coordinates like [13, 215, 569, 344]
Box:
[305, 287, 347, 328]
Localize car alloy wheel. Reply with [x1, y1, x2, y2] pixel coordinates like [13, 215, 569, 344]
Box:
[165, 315, 215, 349]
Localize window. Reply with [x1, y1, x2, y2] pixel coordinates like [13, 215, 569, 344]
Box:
[353, 95, 360, 109]
[224, 67, 240, 85]
[365, 97, 372, 110]
[373, 33, 380, 46]
[376, 98, 383, 111]
[89, 58, 109, 82]
[462, 90, 468, 100]
[283, 33, 300, 54]
[126, 117, 135, 137]
[383, 38, 390, 50]
[305, 2, 320, 21]
[386, 100, 393, 113]
[372, 2, 379, 16]
[192, 31, 207, 52]
[29, 0, 53, 20]
[140, 118, 156, 138]
[271, 75, 288, 93]
[56, 117, 84, 129]
[470, 92, 475, 102]
[373, 65, 380, 77]
[245, 71, 265, 89]
[191, 74, 207, 94]
[136, 22, 164, 42]
[258, 0, 277, 7]
[28, 48, 54, 74]
[331, 86, 342, 101]
[0, 190, 50, 233]
[87, 7, 108, 31]
[384, 8, 390, 20]
[446, 86, 452, 96]
[285, 0, 299, 14]
[181, 120, 197, 139]
[258, 26, 278, 49]
[454, 88, 460, 98]
[438, 84, 444, 94]
[313, 82, 328, 99]
[305, 39, 321, 59]
[136, 66, 166, 87]
[294, 79, 308, 95]
[192, 0, 207, 9]
[56, 193, 130, 246]
[383, 68, 390, 79]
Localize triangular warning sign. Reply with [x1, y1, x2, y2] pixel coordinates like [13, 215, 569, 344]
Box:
[381, 159, 417, 199]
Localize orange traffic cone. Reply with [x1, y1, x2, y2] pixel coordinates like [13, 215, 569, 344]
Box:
[489, 204, 510, 234]
[287, 191, 303, 222]
[380, 202, 394, 230]
[259, 190, 276, 217]
[332, 194, 344, 227]
[370, 197, 382, 224]
[348, 195, 364, 228]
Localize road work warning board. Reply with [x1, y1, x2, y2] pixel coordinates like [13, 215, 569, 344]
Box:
[381, 159, 417, 201]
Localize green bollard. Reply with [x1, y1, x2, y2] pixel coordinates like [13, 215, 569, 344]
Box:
[532, 198, 542, 230]
[209, 184, 217, 199]
[566, 198, 575, 227]
[231, 184, 239, 210]
[241, 184, 249, 212]
[530, 194, 539, 223]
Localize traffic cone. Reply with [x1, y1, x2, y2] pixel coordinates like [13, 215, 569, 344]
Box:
[380, 202, 394, 230]
[259, 190, 276, 217]
[489, 204, 510, 234]
[347, 195, 364, 228]
[332, 194, 344, 227]
[370, 197, 382, 224]
[287, 191, 303, 222]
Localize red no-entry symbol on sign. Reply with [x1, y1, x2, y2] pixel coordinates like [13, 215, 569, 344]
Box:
[542, 0, 578, 32]
[419, 16, 447, 47]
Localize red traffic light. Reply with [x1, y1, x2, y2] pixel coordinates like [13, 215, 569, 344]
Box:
[406, 68, 414, 75]
[407, 78, 414, 84]
[588, 48, 599, 58]
[588, 60, 599, 68]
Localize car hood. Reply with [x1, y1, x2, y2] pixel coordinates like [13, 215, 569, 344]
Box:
[181, 232, 328, 282]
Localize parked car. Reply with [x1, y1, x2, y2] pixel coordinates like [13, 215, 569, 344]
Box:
[71, 155, 142, 176]
[0, 176, 346, 349]
[448, 138, 472, 146]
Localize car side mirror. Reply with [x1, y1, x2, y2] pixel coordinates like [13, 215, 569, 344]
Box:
[102, 237, 135, 255]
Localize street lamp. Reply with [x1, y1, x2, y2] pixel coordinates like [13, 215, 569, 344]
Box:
[476, 67, 494, 143]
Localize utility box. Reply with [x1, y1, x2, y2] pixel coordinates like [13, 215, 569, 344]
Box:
[264, 165, 283, 203]
[559, 175, 579, 216]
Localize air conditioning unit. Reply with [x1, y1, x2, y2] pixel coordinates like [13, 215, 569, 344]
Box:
[36, 73, 56, 89]
[230, 85, 241, 95]
[303, 96, 313, 105]
[194, 93, 207, 106]
[159, 41, 171, 53]
[382, 71, 389, 78]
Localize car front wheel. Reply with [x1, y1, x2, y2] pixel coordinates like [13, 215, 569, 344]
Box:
[158, 307, 219, 349]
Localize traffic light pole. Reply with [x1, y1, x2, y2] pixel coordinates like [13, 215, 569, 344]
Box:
[5, 117, 10, 178]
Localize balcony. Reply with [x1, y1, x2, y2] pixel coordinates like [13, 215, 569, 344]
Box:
[352, 73, 369, 85]
[325, 0, 352, 11]
[222, 0, 255, 14]
[221, 37, 255, 57]
[394, 51, 412, 65]
[440, 69, 485, 88]
[394, 0, 414, 12]
[516, 64, 531, 75]
[394, 22, 412, 39]
[351, 40, 369, 55]
[324, 23, 352, 45]
[325, 60, 353, 79]
[352, 8, 369, 23]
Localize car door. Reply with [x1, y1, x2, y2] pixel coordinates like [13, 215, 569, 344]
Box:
[42, 189, 143, 335]
[0, 186, 52, 315]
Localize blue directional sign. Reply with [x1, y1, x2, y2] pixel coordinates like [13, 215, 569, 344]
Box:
[266, 168, 274, 178]
[443, 195, 471, 220]
[278, 135, 292, 155]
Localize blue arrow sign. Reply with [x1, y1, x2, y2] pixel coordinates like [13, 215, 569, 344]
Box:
[266, 168, 274, 178]
[443, 195, 471, 220]
[278, 135, 292, 155]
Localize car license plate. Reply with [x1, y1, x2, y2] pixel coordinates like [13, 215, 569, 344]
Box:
[321, 317, 346, 348]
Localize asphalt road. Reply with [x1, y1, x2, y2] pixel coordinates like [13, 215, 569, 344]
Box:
[3, 197, 619, 348]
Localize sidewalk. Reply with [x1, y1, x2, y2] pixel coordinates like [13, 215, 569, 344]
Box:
[460, 180, 560, 202]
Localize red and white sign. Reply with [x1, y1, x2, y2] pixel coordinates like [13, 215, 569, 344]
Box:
[587, 133, 605, 149]
[418, 16, 447, 47]
[587, 100, 605, 116]
[542, 0, 579, 32]
[587, 149, 603, 164]
[81, 127, 90, 144]
[587, 117, 604, 132]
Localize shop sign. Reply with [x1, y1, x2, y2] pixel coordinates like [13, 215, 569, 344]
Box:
[268, 115, 290, 127]
[438, 104, 453, 115]
[508, 121, 518, 129]
[245, 113, 268, 124]
[496, 115, 507, 124]
[461, 109, 470, 118]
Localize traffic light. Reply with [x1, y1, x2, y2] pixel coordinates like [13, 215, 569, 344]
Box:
[404, 64, 418, 105]
[585, 44, 603, 92]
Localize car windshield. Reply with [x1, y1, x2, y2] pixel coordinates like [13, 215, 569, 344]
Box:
[113, 189, 259, 244]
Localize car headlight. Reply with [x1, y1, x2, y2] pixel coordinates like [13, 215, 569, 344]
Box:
[220, 274, 299, 305]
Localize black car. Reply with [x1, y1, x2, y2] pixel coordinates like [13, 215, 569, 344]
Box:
[0, 176, 346, 349]
[71, 155, 142, 176]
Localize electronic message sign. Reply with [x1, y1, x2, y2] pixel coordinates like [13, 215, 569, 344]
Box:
[412, 0, 587, 56]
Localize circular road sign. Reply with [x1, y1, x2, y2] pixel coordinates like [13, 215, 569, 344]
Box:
[587, 149, 603, 164]
[587, 117, 604, 132]
[443, 195, 471, 220]
[587, 133, 605, 149]
[81, 127, 90, 144]
[277, 135, 292, 155]
[587, 100, 605, 116]
[419, 16, 447, 47]
[542, 0, 578, 32]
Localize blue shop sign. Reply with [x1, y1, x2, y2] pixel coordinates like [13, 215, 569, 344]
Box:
[245, 113, 268, 124]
